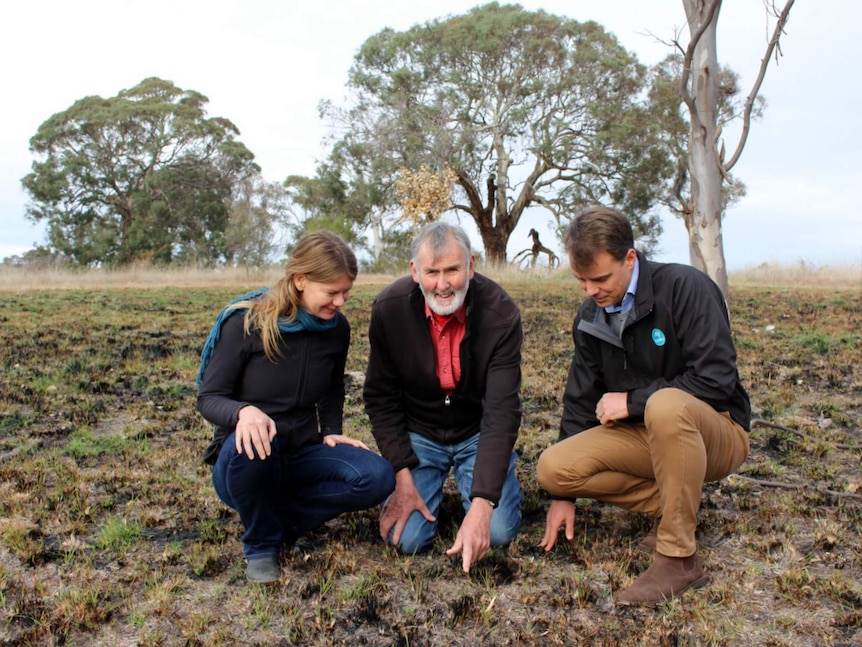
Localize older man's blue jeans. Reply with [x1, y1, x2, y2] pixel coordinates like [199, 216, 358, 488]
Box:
[212, 434, 395, 560]
[393, 431, 522, 555]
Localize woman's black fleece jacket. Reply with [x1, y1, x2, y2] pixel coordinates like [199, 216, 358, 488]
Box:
[197, 310, 349, 464]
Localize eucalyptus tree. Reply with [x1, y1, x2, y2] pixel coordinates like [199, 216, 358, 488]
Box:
[22, 77, 258, 266]
[283, 157, 375, 253]
[678, 0, 795, 297]
[225, 176, 290, 268]
[648, 54, 753, 245]
[324, 2, 672, 264]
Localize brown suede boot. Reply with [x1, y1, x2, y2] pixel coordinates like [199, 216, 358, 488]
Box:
[616, 552, 708, 606]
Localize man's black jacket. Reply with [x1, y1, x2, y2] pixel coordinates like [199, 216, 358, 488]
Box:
[561, 253, 751, 440]
[363, 273, 523, 504]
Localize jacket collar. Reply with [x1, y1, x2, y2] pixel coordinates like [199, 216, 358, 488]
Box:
[631, 251, 655, 320]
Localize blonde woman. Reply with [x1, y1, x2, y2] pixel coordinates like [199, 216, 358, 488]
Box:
[197, 231, 394, 583]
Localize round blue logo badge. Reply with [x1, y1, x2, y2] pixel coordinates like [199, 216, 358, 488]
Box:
[652, 328, 666, 347]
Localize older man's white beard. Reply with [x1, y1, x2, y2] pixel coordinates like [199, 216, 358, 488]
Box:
[423, 280, 469, 316]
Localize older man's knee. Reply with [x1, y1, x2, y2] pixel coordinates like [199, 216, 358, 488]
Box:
[392, 513, 437, 555]
[395, 530, 435, 556]
[489, 498, 522, 546]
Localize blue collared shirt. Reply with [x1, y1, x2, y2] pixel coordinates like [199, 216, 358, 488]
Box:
[605, 256, 639, 315]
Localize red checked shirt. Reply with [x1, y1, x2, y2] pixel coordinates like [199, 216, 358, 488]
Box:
[425, 302, 467, 394]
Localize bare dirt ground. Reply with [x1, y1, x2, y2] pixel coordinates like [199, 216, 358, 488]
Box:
[0, 276, 860, 646]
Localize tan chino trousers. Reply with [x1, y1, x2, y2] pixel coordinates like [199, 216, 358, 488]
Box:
[537, 388, 749, 557]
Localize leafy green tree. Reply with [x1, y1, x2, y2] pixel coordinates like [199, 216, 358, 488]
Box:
[225, 176, 290, 268]
[323, 2, 673, 264]
[284, 158, 377, 254]
[361, 228, 415, 275]
[22, 77, 258, 266]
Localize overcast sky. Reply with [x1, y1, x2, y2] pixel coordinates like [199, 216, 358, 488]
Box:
[2, 0, 858, 269]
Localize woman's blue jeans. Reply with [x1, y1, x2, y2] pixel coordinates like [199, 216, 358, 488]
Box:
[394, 431, 522, 554]
[212, 434, 395, 559]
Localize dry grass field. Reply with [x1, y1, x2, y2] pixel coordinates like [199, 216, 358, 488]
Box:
[0, 264, 860, 646]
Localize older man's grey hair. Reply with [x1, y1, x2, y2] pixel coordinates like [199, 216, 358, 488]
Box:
[411, 221, 472, 267]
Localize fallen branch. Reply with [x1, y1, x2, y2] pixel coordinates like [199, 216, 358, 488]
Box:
[750, 418, 861, 451]
[732, 474, 862, 502]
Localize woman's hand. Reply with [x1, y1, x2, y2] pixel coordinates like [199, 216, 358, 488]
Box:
[234, 405, 277, 459]
[322, 434, 370, 450]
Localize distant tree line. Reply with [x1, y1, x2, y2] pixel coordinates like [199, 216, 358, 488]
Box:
[17, 2, 794, 289]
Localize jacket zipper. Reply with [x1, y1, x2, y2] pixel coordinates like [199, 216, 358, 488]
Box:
[297, 333, 309, 404]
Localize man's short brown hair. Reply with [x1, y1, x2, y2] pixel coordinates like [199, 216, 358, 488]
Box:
[564, 206, 635, 269]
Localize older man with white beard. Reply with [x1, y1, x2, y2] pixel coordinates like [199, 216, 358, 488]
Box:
[363, 221, 523, 572]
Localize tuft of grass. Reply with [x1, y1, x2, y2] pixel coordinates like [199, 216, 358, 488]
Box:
[795, 331, 842, 356]
[95, 517, 143, 554]
[64, 428, 132, 460]
[185, 542, 225, 578]
[0, 519, 44, 565]
[52, 581, 118, 634]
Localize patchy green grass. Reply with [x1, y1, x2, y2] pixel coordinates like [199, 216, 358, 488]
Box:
[0, 280, 859, 646]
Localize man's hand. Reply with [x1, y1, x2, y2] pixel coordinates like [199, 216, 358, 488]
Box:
[445, 497, 494, 573]
[235, 405, 277, 460]
[595, 392, 628, 427]
[539, 499, 576, 552]
[380, 469, 436, 545]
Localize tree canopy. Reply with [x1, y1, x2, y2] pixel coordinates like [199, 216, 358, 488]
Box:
[224, 176, 291, 268]
[320, 2, 673, 264]
[283, 159, 372, 251]
[22, 77, 259, 266]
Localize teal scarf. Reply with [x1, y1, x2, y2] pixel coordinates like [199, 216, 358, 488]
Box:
[196, 288, 337, 387]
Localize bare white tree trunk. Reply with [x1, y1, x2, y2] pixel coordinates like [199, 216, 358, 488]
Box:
[682, 0, 729, 296]
[369, 215, 384, 262]
[679, 0, 796, 300]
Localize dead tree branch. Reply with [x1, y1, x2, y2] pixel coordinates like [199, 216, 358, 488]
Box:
[751, 417, 861, 452]
[732, 474, 862, 502]
[724, 0, 796, 171]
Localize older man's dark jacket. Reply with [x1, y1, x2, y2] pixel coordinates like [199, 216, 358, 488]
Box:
[363, 273, 522, 505]
[560, 252, 751, 440]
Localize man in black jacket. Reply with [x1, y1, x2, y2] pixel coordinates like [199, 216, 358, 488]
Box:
[537, 206, 750, 605]
[364, 221, 523, 573]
